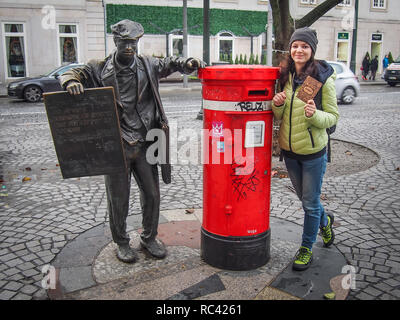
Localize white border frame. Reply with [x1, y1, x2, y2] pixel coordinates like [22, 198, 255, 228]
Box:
[2, 22, 29, 80]
[216, 31, 235, 63]
[371, 0, 387, 9]
[56, 23, 80, 66]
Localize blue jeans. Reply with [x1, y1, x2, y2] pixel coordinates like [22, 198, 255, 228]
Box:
[284, 153, 328, 250]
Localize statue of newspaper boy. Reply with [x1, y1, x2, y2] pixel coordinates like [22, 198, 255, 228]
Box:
[60, 19, 204, 263]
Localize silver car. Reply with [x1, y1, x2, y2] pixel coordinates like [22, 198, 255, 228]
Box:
[328, 61, 361, 104]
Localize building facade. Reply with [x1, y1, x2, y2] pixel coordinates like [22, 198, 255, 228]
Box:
[104, 0, 269, 64]
[1, 0, 399, 84]
[294, 0, 400, 75]
[0, 0, 105, 84]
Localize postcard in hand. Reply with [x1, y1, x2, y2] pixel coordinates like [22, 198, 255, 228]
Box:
[296, 76, 323, 103]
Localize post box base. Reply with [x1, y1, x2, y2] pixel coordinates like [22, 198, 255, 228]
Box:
[201, 228, 271, 271]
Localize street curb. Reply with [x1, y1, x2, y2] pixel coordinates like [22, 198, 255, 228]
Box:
[159, 86, 202, 94]
[0, 82, 391, 99]
[359, 81, 387, 86]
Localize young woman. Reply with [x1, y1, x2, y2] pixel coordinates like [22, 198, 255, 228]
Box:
[272, 27, 339, 271]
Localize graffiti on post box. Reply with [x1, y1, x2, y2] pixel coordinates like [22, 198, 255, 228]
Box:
[230, 160, 260, 201]
[235, 101, 264, 112]
[211, 121, 224, 137]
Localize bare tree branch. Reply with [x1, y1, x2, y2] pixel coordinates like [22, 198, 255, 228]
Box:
[296, 0, 344, 28]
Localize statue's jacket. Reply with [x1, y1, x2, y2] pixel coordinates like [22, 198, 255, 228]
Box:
[59, 51, 193, 146]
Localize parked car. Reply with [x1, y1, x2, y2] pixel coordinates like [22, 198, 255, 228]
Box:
[327, 61, 360, 104]
[384, 56, 400, 87]
[7, 63, 84, 102]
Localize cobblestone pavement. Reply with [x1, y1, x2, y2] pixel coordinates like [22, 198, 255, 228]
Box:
[322, 89, 400, 300]
[0, 84, 399, 300]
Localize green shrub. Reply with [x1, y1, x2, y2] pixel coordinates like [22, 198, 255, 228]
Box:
[249, 53, 255, 64]
[388, 52, 394, 64]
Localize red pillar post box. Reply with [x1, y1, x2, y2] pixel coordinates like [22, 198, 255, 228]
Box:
[198, 65, 280, 271]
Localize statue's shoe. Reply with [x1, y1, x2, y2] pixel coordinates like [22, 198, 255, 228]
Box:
[140, 238, 167, 259]
[116, 244, 138, 263]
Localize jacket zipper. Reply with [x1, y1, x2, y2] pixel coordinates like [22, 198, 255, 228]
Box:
[289, 84, 296, 152]
[307, 128, 315, 148]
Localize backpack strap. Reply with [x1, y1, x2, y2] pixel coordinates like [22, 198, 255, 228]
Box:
[313, 63, 337, 163]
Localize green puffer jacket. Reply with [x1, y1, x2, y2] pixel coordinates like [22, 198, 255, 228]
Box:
[272, 60, 339, 156]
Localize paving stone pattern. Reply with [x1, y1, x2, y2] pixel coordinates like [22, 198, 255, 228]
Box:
[0, 91, 399, 300]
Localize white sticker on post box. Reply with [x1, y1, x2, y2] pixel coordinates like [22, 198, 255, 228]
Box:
[244, 121, 265, 148]
[217, 141, 225, 153]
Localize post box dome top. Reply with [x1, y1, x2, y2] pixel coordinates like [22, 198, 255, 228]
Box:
[198, 65, 280, 81]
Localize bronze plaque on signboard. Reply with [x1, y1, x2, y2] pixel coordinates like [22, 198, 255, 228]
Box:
[44, 87, 126, 179]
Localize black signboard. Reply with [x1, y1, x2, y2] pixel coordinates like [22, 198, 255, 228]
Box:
[44, 87, 126, 179]
[371, 34, 382, 41]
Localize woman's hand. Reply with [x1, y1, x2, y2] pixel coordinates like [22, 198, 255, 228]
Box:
[273, 91, 286, 106]
[304, 99, 316, 118]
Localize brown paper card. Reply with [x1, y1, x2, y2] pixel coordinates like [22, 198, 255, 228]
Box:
[296, 76, 323, 103]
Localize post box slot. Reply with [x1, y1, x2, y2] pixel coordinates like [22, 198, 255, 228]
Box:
[248, 89, 268, 96]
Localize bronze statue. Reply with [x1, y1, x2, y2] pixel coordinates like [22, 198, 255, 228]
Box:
[60, 19, 204, 263]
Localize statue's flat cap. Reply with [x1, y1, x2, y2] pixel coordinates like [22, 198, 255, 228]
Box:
[111, 20, 144, 40]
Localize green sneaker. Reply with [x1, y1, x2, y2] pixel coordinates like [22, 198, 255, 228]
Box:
[292, 246, 313, 271]
[321, 213, 335, 248]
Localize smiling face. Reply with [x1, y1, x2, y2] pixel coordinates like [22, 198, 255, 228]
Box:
[291, 40, 312, 68]
[114, 38, 138, 64]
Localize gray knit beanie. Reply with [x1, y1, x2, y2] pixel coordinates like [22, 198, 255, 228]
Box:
[289, 27, 318, 53]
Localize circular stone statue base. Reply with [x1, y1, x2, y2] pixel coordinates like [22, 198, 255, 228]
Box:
[93, 231, 200, 284]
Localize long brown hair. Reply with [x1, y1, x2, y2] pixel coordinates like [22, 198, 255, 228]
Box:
[279, 51, 319, 89]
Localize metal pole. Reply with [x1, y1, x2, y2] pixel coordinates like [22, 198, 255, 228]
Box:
[267, 1, 273, 66]
[183, 0, 188, 88]
[203, 0, 210, 65]
[197, 0, 210, 120]
[242, 26, 255, 57]
[166, 33, 169, 57]
[350, 0, 359, 73]
[102, 0, 107, 56]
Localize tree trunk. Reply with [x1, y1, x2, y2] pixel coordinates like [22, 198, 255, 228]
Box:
[270, 0, 294, 67]
[270, 0, 294, 156]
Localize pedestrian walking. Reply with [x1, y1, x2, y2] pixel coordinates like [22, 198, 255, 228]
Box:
[370, 55, 378, 81]
[60, 20, 204, 263]
[272, 27, 339, 271]
[361, 54, 370, 81]
[382, 54, 389, 79]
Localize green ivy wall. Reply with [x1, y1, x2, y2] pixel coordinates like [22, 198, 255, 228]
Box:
[106, 4, 267, 36]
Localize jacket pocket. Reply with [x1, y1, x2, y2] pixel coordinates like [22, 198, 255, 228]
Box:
[307, 128, 315, 148]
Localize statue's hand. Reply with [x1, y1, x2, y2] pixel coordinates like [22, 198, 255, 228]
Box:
[186, 58, 206, 71]
[66, 81, 84, 95]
